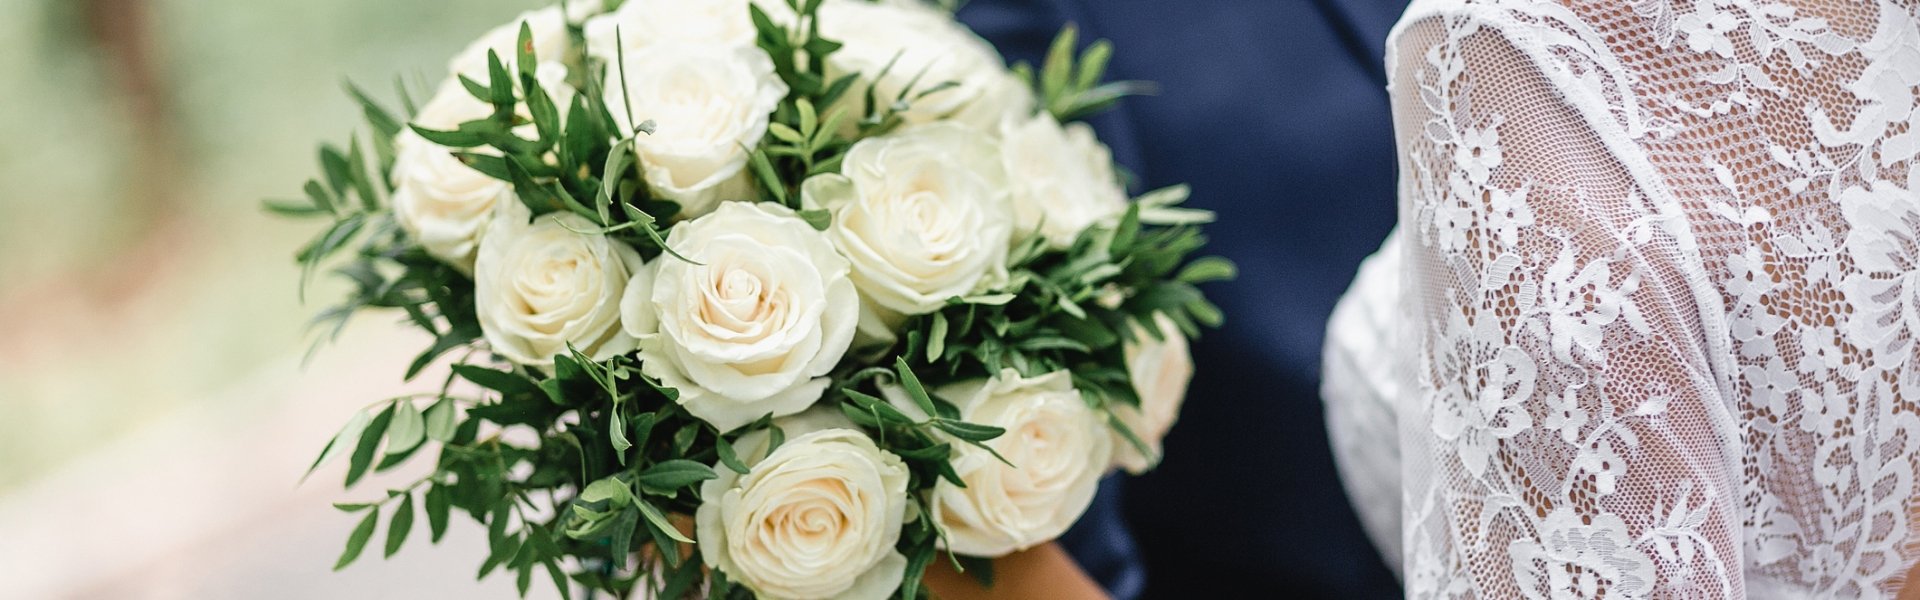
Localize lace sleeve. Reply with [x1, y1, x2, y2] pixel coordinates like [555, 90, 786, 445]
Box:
[1388, 7, 1747, 598]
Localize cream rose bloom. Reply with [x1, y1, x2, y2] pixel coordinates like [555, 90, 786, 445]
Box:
[582, 0, 778, 59]
[817, 0, 1026, 130]
[913, 370, 1112, 557]
[447, 7, 572, 81]
[1110, 312, 1193, 474]
[602, 44, 788, 218]
[1000, 113, 1129, 248]
[802, 124, 1012, 327]
[392, 63, 576, 271]
[391, 83, 513, 271]
[621, 202, 858, 431]
[696, 410, 909, 600]
[475, 203, 641, 365]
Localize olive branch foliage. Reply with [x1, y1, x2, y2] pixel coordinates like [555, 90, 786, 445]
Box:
[266, 1, 1229, 598]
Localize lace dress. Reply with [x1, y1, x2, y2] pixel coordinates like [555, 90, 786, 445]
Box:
[1322, 0, 1920, 597]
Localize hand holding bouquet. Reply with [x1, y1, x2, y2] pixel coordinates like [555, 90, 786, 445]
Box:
[271, 1, 1232, 597]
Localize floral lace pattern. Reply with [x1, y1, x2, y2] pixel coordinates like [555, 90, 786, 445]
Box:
[1324, 0, 1920, 597]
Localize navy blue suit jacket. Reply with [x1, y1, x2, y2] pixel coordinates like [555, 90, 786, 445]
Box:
[958, 1, 1409, 597]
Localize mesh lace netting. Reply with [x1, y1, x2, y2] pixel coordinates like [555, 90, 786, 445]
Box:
[1323, 0, 1920, 597]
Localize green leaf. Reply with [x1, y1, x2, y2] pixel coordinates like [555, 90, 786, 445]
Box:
[319, 145, 353, 200]
[627, 411, 659, 459]
[797, 97, 818, 137]
[303, 179, 337, 214]
[1041, 24, 1078, 106]
[890, 442, 951, 462]
[926, 311, 949, 362]
[514, 22, 538, 84]
[386, 400, 426, 455]
[658, 553, 704, 600]
[838, 401, 884, 428]
[636, 460, 718, 494]
[405, 325, 479, 381]
[423, 397, 457, 443]
[1075, 40, 1114, 92]
[344, 80, 402, 139]
[798, 208, 832, 231]
[899, 538, 937, 600]
[305, 409, 370, 482]
[452, 364, 543, 398]
[425, 485, 452, 543]
[607, 509, 638, 564]
[385, 493, 415, 557]
[262, 198, 328, 217]
[933, 419, 1006, 442]
[715, 435, 751, 475]
[747, 147, 787, 205]
[893, 357, 937, 418]
[843, 389, 916, 425]
[335, 508, 379, 570]
[486, 51, 516, 116]
[634, 498, 693, 544]
[1177, 256, 1238, 284]
[347, 137, 380, 211]
[1110, 203, 1141, 255]
[768, 122, 805, 144]
[346, 404, 396, 488]
[672, 422, 700, 455]
[295, 213, 366, 265]
[579, 477, 633, 506]
[523, 77, 562, 145]
[409, 123, 487, 148]
[455, 73, 491, 103]
[1134, 183, 1192, 207]
[609, 403, 632, 465]
[544, 559, 573, 600]
[1015, 335, 1092, 353]
[453, 151, 512, 181]
[1188, 296, 1225, 327]
[960, 293, 1017, 306]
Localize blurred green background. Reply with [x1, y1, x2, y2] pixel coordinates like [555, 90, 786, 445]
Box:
[0, 2, 569, 597]
[0, 0, 548, 488]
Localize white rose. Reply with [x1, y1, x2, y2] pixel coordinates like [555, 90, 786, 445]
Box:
[951, 71, 1037, 135]
[817, 0, 1022, 128]
[916, 370, 1112, 557]
[802, 124, 1013, 326]
[476, 202, 641, 365]
[697, 411, 910, 600]
[392, 65, 576, 271]
[448, 7, 572, 81]
[621, 202, 858, 431]
[1000, 113, 1128, 248]
[582, 0, 780, 59]
[1110, 312, 1193, 474]
[392, 82, 513, 271]
[602, 44, 788, 218]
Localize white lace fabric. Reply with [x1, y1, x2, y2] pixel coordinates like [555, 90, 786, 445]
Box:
[1323, 0, 1920, 598]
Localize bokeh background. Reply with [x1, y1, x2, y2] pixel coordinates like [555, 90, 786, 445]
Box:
[0, 1, 573, 597]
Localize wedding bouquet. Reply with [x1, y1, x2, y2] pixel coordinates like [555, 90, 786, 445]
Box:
[270, 1, 1230, 598]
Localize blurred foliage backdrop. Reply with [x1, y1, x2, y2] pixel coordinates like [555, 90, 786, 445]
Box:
[0, 0, 547, 489]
